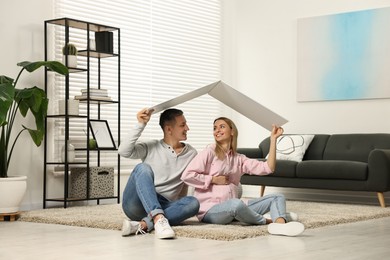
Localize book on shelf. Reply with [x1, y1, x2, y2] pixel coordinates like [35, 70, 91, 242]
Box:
[76, 88, 112, 101]
[80, 92, 109, 97]
[81, 88, 108, 93]
[74, 95, 113, 101]
[81, 88, 108, 96]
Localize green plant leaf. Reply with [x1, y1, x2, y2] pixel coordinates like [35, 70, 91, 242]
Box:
[23, 126, 44, 146]
[15, 87, 47, 117]
[17, 61, 68, 75]
[30, 94, 48, 137]
[0, 75, 14, 84]
[1, 60, 67, 178]
[0, 128, 7, 178]
[0, 80, 15, 126]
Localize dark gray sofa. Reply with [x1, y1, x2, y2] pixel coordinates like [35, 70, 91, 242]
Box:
[237, 134, 390, 207]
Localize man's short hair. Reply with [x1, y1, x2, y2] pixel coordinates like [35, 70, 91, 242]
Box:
[159, 108, 183, 129]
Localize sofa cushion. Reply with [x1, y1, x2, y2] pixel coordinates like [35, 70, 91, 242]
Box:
[297, 160, 368, 180]
[237, 148, 261, 159]
[323, 134, 390, 163]
[302, 134, 330, 160]
[259, 134, 330, 161]
[272, 134, 315, 162]
[273, 160, 298, 177]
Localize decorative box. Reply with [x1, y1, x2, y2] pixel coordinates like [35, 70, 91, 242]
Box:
[70, 167, 114, 199]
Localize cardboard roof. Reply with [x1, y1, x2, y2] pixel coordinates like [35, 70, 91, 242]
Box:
[151, 80, 288, 131]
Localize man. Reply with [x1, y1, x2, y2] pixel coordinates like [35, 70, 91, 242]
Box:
[118, 108, 199, 239]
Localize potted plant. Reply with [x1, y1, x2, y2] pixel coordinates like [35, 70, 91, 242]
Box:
[0, 60, 68, 213]
[62, 43, 78, 68]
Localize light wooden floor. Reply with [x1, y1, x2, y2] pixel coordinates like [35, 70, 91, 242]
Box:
[1, 216, 389, 260]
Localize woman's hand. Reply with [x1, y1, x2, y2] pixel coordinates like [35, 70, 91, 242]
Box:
[212, 175, 229, 185]
[271, 124, 284, 139]
[267, 124, 284, 172]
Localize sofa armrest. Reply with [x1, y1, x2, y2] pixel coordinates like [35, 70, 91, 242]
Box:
[237, 147, 263, 159]
[367, 149, 390, 191]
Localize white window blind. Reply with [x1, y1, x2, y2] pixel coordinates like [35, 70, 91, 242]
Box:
[54, 0, 223, 173]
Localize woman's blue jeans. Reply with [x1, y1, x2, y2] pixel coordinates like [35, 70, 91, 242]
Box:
[122, 163, 200, 231]
[202, 194, 287, 225]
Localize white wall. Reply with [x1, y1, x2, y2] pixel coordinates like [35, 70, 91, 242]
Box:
[222, 0, 390, 146]
[0, 0, 55, 210]
[222, 0, 390, 204]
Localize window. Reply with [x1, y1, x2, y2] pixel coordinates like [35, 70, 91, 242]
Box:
[54, 0, 223, 173]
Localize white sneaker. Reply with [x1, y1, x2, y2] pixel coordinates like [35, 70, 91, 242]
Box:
[122, 218, 146, 237]
[264, 212, 299, 222]
[286, 212, 299, 222]
[267, 221, 305, 237]
[154, 216, 175, 239]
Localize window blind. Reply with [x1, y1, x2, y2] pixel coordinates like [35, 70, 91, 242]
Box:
[54, 0, 223, 173]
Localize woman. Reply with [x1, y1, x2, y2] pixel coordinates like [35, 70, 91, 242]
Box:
[181, 117, 304, 236]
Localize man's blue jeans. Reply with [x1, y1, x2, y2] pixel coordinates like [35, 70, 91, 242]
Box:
[122, 163, 200, 231]
[202, 194, 287, 225]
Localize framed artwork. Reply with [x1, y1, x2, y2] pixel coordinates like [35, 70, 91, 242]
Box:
[297, 7, 390, 102]
[89, 120, 116, 149]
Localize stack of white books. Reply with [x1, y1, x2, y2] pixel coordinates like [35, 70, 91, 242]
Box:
[74, 88, 112, 101]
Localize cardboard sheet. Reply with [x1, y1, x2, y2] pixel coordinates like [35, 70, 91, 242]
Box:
[151, 80, 288, 130]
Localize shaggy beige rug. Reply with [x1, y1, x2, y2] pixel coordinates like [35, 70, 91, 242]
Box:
[19, 200, 390, 241]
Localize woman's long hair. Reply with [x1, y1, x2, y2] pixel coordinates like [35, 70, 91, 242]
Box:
[213, 117, 238, 160]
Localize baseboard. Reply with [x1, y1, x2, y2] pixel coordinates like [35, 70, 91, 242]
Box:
[242, 185, 389, 206]
[21, 198, 119, 211]
[20, 202, 44, 211]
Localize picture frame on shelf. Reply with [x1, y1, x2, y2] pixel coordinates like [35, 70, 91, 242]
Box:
[89, 120, 116, 149]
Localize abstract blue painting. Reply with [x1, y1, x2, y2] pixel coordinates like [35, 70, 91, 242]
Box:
[297, 7, 390, 101]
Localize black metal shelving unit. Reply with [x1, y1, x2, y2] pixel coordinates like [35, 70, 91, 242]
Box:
[43, 18, 121, 208]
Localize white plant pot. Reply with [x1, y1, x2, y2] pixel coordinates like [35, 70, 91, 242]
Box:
[62, 55, 77, 68]
[0, 176, 27, 213]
